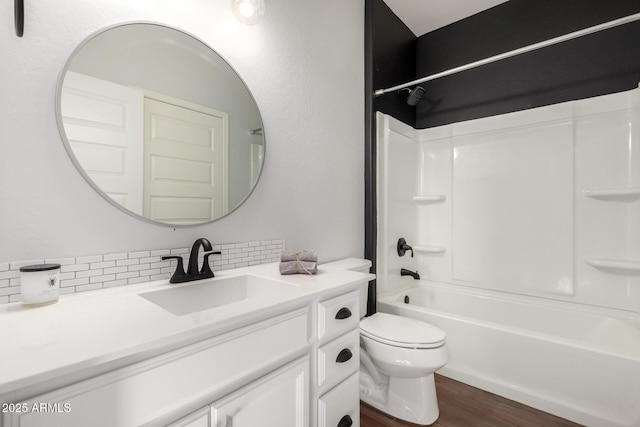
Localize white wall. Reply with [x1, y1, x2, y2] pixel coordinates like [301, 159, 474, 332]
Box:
[0, 0, 365, 263]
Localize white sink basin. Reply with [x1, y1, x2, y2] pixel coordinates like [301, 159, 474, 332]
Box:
[139, 274, 299, 316]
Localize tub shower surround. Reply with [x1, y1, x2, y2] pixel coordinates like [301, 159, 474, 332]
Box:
[0, 239, 284, 304]
[376, 87, 640, 427]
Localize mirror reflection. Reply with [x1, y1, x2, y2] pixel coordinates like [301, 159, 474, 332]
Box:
[57, 23, 265, 226]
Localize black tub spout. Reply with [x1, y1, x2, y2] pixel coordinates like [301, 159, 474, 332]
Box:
[401, 268, 420, 280]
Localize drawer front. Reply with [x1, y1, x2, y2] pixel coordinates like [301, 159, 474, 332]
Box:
[317, 329, 359, 394]
[5, 309, 308, 427]
[318, 291, 359, 341]
[318, 372, 360, 427]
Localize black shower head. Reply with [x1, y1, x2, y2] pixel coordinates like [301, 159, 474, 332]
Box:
[406, 86, 426, 106]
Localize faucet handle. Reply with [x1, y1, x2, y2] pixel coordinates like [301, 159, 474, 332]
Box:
[201, 251, 222, 278]
[162, 256, 187, 283]
[397, 237, 414, 258]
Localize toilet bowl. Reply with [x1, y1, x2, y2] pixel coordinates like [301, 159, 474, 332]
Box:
[321, 258, 450, 426]
[360, 312, 449, 425]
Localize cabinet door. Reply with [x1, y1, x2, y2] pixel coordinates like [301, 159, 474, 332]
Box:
[211, 357, 309, 427]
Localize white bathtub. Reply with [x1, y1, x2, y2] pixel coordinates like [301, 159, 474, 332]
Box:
[378, 282, 640, 427]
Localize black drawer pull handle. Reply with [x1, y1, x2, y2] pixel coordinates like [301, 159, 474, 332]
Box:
[337, 415, 353, 427]
[336, 348, 353, 363]
[335, 307, 352, 320]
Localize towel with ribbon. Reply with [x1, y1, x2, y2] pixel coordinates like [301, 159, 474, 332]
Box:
[279, 250, 318, 275]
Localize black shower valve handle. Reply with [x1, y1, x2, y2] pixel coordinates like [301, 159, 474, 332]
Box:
[397, 237, 414, 257]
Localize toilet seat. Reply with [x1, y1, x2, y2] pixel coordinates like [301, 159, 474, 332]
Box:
[360, 312, 446, 349]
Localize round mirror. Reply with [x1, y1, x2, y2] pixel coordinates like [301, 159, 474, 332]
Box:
[56, 23, 265, 226]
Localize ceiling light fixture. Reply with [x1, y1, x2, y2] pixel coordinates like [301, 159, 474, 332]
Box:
[231, 0, 265, 25]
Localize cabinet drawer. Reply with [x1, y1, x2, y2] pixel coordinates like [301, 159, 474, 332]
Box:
[318, 372, 360, 427]
[318, 291, 359, 341]
[317, 329, 359, 393]
[5, 309, 308, 427]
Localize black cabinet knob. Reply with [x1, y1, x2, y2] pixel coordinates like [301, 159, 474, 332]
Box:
[336, 348, 353, 363]
[335, 307, 352, 320]
[337, 414, 353, 427]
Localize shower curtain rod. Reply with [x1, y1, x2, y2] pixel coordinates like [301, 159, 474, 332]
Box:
[374, 12, 640, 97]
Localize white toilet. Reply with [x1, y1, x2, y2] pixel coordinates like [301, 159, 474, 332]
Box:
[322, 258, 449, 426]
[359, 312, 449, 425]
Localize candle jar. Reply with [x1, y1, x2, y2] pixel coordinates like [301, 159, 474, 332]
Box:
[19, 264, 61, 306]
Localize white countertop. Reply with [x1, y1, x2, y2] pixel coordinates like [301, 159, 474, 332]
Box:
[0, 261, 374, 396]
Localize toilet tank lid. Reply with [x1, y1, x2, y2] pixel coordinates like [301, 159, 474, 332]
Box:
[360, 312, 446, 348]
[321, 258, 372, 272]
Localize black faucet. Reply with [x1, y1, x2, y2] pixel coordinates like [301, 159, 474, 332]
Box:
[162, 238, 222, 284]
[401, 268, 420, 280]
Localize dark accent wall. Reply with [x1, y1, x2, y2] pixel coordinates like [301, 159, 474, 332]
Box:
[415, 0, 640, 128]
[369, 0, 416, 127]
[364, 0, 415, 315]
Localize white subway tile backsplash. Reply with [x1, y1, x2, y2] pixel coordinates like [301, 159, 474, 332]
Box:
[91, 261, 116, 270]
[150, 249, 171, 256]
[0, 270, 19, 280]
[62, 264, 89, 273]
[128, 264, 150, 272]
[103, 252, 128, 262]
[129, 250, 150, 258]
[104, 266, 127, 275]
[76, 269, 104, 279]
[116, 258, 139, 267]
[63, 278, 89, 287]
[76, 255, 102, 264]
[0, 239, 284, 305]
[116, 271, 139, 280]
[0, 288, 15, 297]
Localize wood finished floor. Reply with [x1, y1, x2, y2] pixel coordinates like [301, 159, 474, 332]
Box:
[360, 375, 583, 427]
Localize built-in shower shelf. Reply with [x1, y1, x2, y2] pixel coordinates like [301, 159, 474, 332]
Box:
[414, 245, 446, 254]
[412, 195, 446, 203]
[583, 187, 640, 200]
[585, 257, 640, 272]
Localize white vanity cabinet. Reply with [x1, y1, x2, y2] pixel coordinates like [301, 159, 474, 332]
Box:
[4, 309, 309, 427]
[314, 291, 361, 427]
[1, 268, 372, 427]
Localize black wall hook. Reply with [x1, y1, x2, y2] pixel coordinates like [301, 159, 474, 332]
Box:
[15, 0, 24, 37]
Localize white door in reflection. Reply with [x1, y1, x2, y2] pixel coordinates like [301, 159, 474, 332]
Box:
[143, 95, 228, 224]
[61, 71, 144, 215]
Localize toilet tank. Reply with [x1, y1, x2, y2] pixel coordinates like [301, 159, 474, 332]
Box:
[321, 258, 372, 318]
